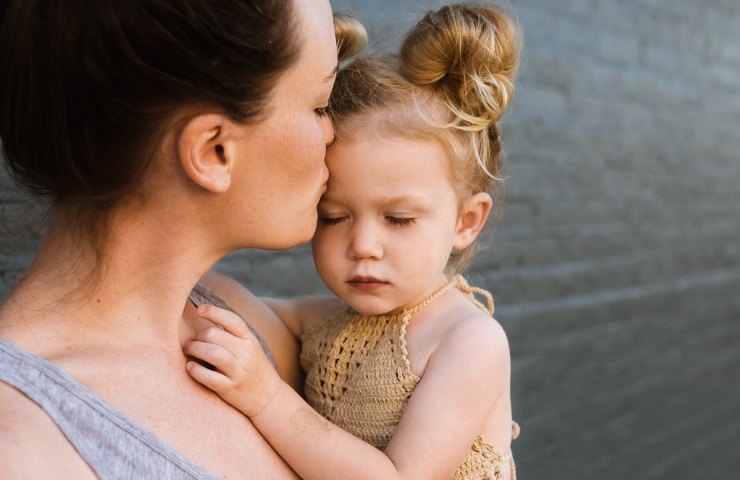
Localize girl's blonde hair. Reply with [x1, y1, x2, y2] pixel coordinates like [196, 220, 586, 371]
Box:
[334, 13, 368, 62]
[331, 3, 522, 271]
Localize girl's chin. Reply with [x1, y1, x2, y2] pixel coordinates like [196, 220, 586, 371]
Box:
[346, 301, 404, 317]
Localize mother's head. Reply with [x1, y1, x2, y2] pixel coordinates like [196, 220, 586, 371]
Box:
[0, 0, 351, 252]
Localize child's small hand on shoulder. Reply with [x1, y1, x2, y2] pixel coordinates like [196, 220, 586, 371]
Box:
[183, 304, 282, 417]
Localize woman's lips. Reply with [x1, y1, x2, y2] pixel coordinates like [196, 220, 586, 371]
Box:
[347, 276, 389, 292]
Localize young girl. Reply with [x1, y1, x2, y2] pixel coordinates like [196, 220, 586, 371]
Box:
[185, 4, 522, 479]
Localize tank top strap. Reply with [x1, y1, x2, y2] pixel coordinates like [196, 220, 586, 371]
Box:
[0, 339, 218, 479]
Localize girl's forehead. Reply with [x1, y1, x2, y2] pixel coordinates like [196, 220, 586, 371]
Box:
[324, 134, 455, 195]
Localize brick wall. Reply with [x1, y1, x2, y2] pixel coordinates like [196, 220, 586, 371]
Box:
[2, 1, 739, 478]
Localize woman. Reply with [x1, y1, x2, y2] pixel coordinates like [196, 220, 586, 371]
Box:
[0, 0, 350, 477]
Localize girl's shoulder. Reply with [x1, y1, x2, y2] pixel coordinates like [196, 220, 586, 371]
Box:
[440, 299, 510, 362]
[436, 286, 508, 347]
[426, 309, 510, 403]
[408, 289, 510, 379]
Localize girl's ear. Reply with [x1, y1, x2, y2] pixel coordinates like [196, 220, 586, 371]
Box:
[177, 113, 238, 193]
[453, 192, 493, 250]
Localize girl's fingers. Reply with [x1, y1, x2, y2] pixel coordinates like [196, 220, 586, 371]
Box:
[196, 304, 251, 338]
[194, 325, 260, 361]
[184, 339, 237, 375]
[186, 361, 231, 392]
[195, 325, 236, 345]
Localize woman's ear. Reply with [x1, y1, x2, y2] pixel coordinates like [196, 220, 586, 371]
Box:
[453, 192, 493, 250]
[177, 113, 237, 193]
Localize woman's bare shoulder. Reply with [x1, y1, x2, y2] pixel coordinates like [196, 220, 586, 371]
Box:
[0, 382, 97, 478]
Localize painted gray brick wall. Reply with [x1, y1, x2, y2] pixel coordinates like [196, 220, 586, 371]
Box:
[1, 1, 739, 478]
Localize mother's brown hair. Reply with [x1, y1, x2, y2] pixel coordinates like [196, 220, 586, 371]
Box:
[0, 0, 299, 212]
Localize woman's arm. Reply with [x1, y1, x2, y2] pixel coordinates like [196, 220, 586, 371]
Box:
[184, 303, 510, 480]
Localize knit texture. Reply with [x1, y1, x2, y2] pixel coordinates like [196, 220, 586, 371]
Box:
[300, 276, 518, 479]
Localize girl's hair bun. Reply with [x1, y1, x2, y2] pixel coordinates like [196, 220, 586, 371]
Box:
[399, 3, 521, 128]
[334, 14, 368, 62]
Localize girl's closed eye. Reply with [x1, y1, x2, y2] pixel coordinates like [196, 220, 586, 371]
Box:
[314, 106, 330, 117]
[385, 216, 417, 227]
[318, 215, 346, 226]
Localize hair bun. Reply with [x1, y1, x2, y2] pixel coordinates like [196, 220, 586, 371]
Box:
[334, 14, 368, 62]
[399, 4, 521, 127]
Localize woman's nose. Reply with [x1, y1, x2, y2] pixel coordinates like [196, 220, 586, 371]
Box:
[348, 221, 383, 260]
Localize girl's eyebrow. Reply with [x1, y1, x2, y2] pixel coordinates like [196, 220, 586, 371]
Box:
[318, 195, 429, 209]
[377, 195, 429, 208]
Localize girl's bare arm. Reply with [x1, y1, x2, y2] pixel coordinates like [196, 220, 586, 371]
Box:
[184, 303, 510, 480]
[260, 295, 346, 338]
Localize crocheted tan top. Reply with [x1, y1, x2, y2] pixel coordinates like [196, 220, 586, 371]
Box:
[300, 276, 519, 480]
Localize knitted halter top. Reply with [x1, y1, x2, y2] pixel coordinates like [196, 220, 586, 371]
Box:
[300, 275, 519, 480]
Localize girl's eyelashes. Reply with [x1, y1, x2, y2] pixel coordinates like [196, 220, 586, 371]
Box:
[318, 216, 345, 226]
[314, 106, 330, 117]
[386, 216, 416, 226]
[317, 215, 417, 227]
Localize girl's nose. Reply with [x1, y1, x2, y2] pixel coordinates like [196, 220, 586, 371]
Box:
[348, 221, 383, 260]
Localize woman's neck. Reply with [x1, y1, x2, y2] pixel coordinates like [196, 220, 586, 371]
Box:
[0, 205, 223, 354]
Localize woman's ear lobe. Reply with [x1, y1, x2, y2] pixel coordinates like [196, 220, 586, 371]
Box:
[452, 192, 493, 250]
[178, 114, 234, 193]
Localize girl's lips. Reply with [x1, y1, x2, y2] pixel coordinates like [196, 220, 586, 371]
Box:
[347, 277, 389, 292]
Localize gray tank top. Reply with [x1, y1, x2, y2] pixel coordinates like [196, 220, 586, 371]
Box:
[0, 338, 219, 479]
[0, 284, 274, 479]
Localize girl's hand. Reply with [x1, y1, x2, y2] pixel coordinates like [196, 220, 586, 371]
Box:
[183, 304, 282, 417]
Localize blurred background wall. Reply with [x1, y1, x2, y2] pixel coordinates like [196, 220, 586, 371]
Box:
[2, 0, 739, 478]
